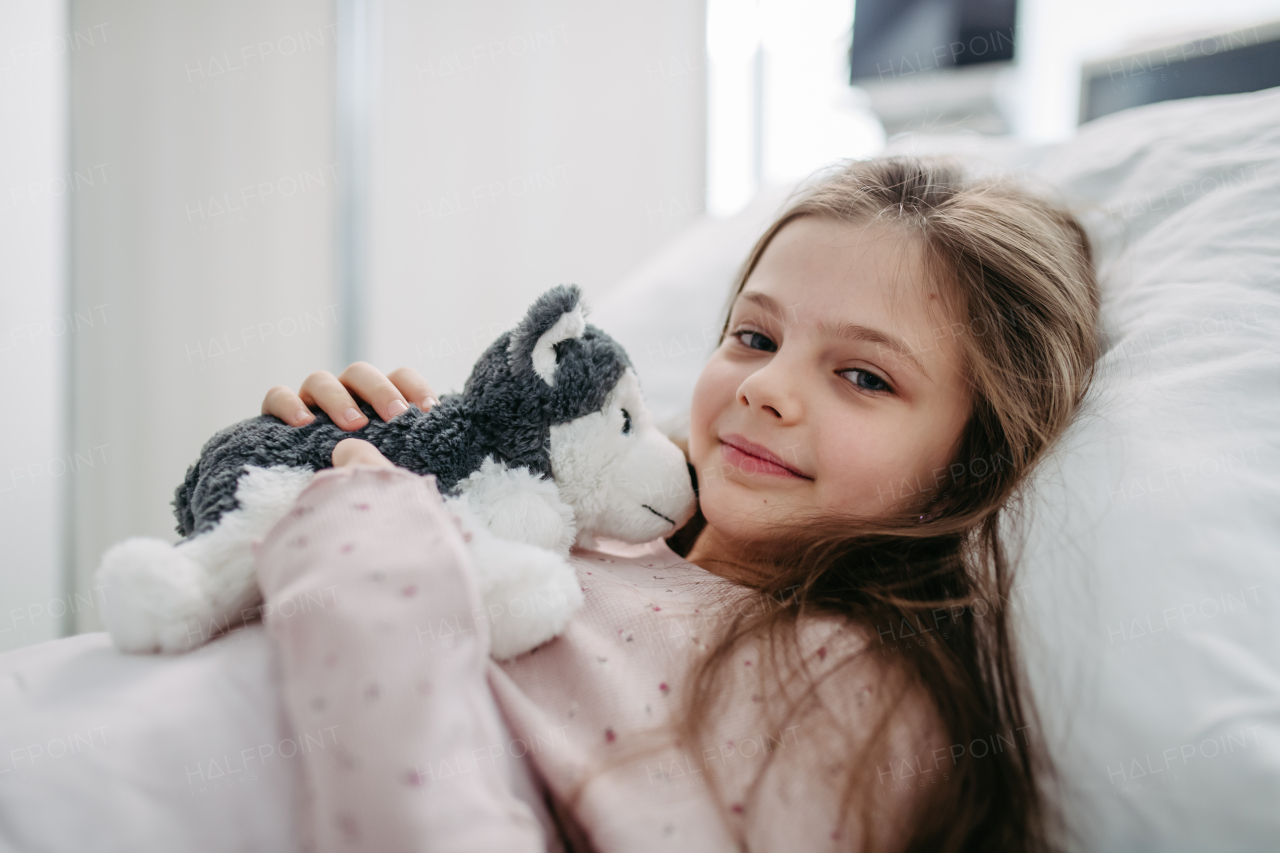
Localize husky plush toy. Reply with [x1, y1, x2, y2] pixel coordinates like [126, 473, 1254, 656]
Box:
[97, 285, 697, 660]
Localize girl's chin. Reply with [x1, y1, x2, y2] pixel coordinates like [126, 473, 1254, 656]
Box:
[700, 491, 806, 534]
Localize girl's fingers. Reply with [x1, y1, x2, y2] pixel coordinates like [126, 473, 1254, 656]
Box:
[262, 384, 317, 426]
[332, 437, 394, 469]
[336, 361, 417, 423]
[299, 370, 368, 430]
[387, 367, 438, 412]
[265, 363, 436, 431]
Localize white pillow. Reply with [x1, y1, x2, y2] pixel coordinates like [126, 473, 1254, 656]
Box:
[595, 86, 1280, 851]
[1006, 88, 1280, 851]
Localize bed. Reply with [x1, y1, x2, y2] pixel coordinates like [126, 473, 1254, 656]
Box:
[3, 86, 1279, 852]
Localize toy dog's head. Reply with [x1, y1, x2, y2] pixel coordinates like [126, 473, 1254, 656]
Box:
[465, 285, 697, 546]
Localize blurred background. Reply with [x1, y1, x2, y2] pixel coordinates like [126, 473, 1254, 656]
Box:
[3, 0, 1279, 648]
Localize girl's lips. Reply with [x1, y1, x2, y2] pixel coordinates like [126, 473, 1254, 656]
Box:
[718, 436, 810, 480]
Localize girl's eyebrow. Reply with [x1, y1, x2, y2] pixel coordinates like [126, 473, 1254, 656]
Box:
[738, 290, 928, 378]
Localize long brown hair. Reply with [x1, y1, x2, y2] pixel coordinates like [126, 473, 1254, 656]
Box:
[663, 157, 1101, 851]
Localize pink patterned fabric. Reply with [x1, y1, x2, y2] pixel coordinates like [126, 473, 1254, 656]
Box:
[256, 465, 941, 853]
[255, 465, 548, 853]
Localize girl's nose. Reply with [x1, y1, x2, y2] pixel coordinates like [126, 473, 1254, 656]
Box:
[737, 361, 801, 422]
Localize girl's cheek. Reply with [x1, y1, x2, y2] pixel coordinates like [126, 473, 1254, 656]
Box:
[689, 353, 737, 452]
[814, 429, 897, 516]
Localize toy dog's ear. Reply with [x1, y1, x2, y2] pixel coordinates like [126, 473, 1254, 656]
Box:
[507, 284, 587, 386]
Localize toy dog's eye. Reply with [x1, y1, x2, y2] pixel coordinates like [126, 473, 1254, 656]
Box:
[621, 409, 632, 435]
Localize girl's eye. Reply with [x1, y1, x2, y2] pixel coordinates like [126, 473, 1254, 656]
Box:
[621, 408, 632, 434]
[840, 368, 892, 394]
[732, 330, 777, 352]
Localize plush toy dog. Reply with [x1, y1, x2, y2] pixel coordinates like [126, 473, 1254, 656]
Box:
[97, 285, 697, 660]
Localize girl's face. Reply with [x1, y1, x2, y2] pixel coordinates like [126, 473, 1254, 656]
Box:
[687, 216, 972, 548]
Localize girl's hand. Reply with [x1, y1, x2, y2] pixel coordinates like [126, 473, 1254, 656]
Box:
[331, 438, 395, 469]
[261, 362, 439, 430]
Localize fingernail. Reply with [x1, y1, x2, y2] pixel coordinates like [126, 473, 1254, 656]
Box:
[424, 396, 439, 410]
[388, 399, 408, 416]
[345, 408, 364, 424]
[294, 409, 313, 424]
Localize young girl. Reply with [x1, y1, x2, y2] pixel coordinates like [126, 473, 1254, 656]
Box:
[256, 157, 1099, 852]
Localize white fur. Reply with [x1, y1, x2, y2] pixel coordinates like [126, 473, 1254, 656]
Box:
[444, 495, 584, 660]
[550, 368, 697, 545]
[453, 457, 577, 556]
[98, 465, 313, 653]
[516, 306, 585, 386]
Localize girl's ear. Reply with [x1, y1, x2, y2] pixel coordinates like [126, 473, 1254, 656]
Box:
[506, 284, 587, 386]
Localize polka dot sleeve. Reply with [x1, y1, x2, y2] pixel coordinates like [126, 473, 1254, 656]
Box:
[253, 465, 547, 853]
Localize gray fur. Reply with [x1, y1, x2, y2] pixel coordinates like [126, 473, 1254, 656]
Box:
[173, 284, 630, 538]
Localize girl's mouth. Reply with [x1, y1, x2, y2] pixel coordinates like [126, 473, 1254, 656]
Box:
[718, 434, 811, 480]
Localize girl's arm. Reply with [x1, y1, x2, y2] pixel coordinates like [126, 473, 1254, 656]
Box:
[253, 452, 547, 852]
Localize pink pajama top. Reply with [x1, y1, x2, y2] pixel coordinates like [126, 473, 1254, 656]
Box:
[255, 465, 940, 853]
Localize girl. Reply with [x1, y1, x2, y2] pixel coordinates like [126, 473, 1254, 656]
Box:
[256, 157, 1100, 852]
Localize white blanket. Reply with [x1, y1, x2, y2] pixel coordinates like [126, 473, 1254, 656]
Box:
[0, 627, 299, 852]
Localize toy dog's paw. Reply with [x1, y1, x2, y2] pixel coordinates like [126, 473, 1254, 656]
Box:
[469, 535, 585, 661]
[96, 537, 216, 654]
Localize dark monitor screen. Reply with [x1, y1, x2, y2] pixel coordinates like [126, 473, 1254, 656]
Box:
[850, 0, 1017, 83]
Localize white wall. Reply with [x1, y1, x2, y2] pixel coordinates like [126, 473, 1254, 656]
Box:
[69, 0, 340, 632]
[0, 0, 69, 651]
[365, 1, 707, 396]
[707, 0, 885, 217]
